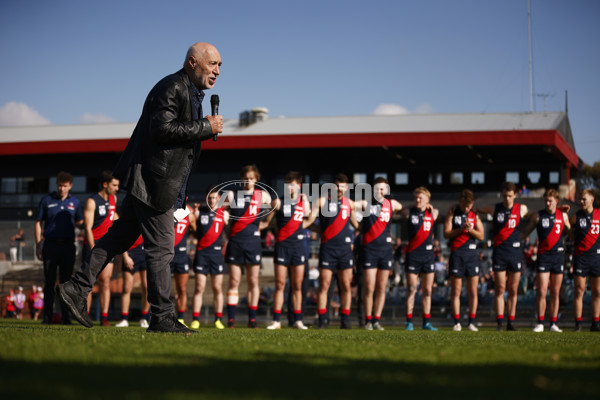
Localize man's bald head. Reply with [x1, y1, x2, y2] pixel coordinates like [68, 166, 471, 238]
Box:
[184, 42, 221, 90]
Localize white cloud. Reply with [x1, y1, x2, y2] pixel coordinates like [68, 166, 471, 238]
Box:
[0, 102, 51, 126]
[78, 113, 117, 124]
[372, 103, 435, 115]
[373, 103, 409, 115]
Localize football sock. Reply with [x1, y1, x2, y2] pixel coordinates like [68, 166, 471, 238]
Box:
[273, 309, 281, 322]
[318, 308, 327, 323]
[406, 313, 413, 323]
[469, 313, 476, 325]
[177, 310, 185, 320]
[121, 312, 129, 321]
[215, 312, 223, 322]
[249, 306, 258, 322]
[192, 312, 200, 322]
[423, 313, 431, 326]
[454, 314, 460, 325]
[294, 310, 302, 322]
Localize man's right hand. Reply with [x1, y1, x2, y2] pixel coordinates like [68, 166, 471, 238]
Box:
[206, 115, 223, 134]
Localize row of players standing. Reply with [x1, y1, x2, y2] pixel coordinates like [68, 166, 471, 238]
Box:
[35, 170, 600, 332]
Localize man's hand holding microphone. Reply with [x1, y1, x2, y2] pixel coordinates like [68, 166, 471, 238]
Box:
[206, 94, 222, 141]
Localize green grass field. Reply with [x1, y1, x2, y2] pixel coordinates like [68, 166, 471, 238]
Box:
[1, 320, 599, 400]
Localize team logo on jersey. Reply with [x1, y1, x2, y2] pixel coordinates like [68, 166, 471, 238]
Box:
[283, 204, 292, 217]
[329, 203, 338, 213]
[201, 215, 209, 225]
[208, 180, 278, 221]
[411, 215, 419, 224]
[497, 213, 505, 223]
[542, 218, 550, 228]
[580, 219, 587, 228]
[454, 216, 462, 225]
[370, 205, 380, 216]
[98, 205, 107, 216]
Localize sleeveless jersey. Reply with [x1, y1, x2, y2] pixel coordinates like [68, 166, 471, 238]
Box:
[361, 197, 392, 248]
[320, 196, 352, 247]
[129, 235, 143, 251]
[574, 209, 600, 257]
[85, 193, 116, 244]
[449, 207, 477, 253]
[406, 207, 434, 256]
[536, 209, 565, 255]
[493, 202, 521, 249]
[174, 207, 191, 250]
[276, 197, 305, 247]
[228, 188, 262, 240]
[196, 206, 225, 252]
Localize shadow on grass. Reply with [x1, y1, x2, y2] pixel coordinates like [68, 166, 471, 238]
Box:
[0, 354, 598, 400]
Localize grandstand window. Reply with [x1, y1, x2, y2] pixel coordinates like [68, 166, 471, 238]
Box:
[2, 177, 34, 193]
[450, 172, 464, 184]
[374, 172, 388, 181]
[527, 171, 541, 184]
[471, 172, 485, 184]
[428, 172, 442, 185]
[395, 173, 408, 185]
[506, 171, 519, 183]
[353, 173, 367, 184]
[549, 171, 559, 184]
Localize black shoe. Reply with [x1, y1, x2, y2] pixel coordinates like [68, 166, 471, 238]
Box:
[248, 320, 258, 329]
[574, 325, 582, 332]
[506, 324, 518, 331]
[147, 315, 197, 334]
[591, 325, 600, 332]
[496, 324, 503, 331]
[56, 283, 93, 328]
[228, 319, 235, 328]
[318, 319, 328, 329]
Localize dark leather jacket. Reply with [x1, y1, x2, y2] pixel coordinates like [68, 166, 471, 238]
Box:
[113, 69, 213, 212]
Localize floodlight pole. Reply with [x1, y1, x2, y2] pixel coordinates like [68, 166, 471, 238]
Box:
[528, 0, 535, 113]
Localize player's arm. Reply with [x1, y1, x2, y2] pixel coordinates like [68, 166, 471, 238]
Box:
[83, 198, 96, 248]
[568, 213, 577, 240]
[349, 199, 359, 230]
[260, 198, 280, 231]
[471, 215, 485, 241]
[303, 196, 324, 230]
[122, 251, 134, 271]
[520, 212, 539, 240]
[391, 199, 403, 214]
[562, 211, 571, 234]
[34, 220, 43, 261]
[428, 203, 440, 221]
[443, 206, 458, 240]
[188, 206, 197, 235]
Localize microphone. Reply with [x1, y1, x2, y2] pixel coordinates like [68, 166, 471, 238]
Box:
[211, 94, 219, 141]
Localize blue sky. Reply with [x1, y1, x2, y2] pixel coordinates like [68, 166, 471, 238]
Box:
[1, 0, 598, 164]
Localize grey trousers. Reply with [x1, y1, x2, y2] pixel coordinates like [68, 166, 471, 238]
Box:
[72, 195, 175, 318]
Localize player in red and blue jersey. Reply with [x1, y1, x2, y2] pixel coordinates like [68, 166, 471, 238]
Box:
[305, 173, 359, 329]
[262, 171, 310, 330]
[355, 177, 402, 331]
[191, 186, 229, 330]
[224, 165, 272, 328]
[172, 204, 196, 324]
[401, 186, 439, 331]
[115, 235, 150, 328]
[82, 171, 119, 326]
[443, 189, 484, 332]
[487, 182, 528, 331]
[570, 189, 600, 332]
[522, 189, 570, 333]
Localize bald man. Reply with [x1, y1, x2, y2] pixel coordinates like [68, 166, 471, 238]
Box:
[58, 43, 223, 334]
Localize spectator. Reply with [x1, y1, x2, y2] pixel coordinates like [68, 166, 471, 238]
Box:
[32, 286, 44, 320]
[13, 286, 26, 320]
[4, 290, 15, 318]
